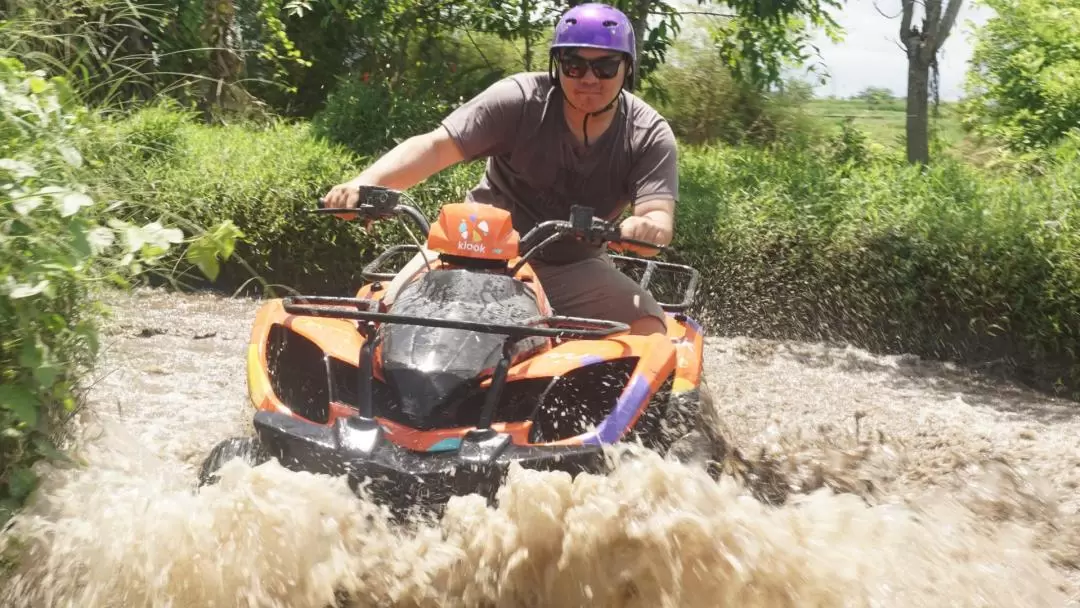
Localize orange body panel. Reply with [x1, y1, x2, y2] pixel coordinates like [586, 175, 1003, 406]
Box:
[544, 332, 677, 446]
[665, 313, 704, 393]
[246, 301, 698, 451]
[245, 218, 704, 452]
[426, 202, 520, 260]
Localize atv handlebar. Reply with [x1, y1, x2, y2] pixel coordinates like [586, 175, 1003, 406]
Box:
[316, 185, 667, 257]
[316, 186, 431, 235]
[517, 216, 665, 255]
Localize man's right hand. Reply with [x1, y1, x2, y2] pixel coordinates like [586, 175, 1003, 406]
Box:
[321, 180, 363, 209]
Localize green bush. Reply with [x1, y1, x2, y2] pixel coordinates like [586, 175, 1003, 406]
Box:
[0, 57, 236, 525]
[311, 74, 461, 158]
[90, 108, 487, 295]
[641, 34, 821, 147]
[676, 142, 1080, 396]
[961, 0, 1080, 152]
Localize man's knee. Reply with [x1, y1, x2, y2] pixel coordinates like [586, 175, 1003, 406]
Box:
[629, 314, 667, 335]
[531, 256, 668, 333]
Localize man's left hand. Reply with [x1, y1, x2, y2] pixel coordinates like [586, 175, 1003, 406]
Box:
[614, 215, 668, 256]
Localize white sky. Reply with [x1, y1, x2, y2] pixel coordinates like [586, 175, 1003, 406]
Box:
[797, 0, 995, 100]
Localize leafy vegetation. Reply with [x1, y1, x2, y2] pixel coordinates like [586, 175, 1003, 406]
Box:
[961, 0, 1080, 153]
[642, 31, 821, 146]
[0, 58, 239, 524]
[86, 104, 433, 294]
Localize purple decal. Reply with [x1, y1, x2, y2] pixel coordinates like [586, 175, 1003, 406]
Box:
[583, 374, 652, 445]
[666, 312, 703, 340]
[682, 314, 703, 335]
[580, 354, 605, 366]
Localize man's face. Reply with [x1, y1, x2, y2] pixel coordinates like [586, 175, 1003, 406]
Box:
[558, 47, 626, 113]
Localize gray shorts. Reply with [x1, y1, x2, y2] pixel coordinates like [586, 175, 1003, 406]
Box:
[529, 254, 666, 326]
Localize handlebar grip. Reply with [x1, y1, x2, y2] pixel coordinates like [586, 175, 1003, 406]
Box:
[614, 236, 667, 252]
[313, 197, 357, 215]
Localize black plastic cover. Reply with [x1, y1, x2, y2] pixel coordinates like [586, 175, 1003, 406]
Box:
[378, 269, 546, 423]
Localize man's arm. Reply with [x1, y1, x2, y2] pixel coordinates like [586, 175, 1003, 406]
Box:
[635, 197, 675, 242]
[350, 127, 465, 190]
[619, 117, 679, 256]
[323, 76, 524, 209]
[619, 198, 674, 256]
[322, 127, 465, 209]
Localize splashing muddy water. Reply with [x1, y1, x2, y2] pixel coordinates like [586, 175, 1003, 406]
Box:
[2, 287, 1079, 607]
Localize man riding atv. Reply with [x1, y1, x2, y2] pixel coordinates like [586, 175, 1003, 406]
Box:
[321, 2, 678, 337]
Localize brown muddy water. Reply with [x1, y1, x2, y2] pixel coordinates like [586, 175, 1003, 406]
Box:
[2, 287, 1079, 607]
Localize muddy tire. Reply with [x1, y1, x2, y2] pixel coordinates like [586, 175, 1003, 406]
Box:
[664, 377, 731, 467]
[197, 436, 271, 487]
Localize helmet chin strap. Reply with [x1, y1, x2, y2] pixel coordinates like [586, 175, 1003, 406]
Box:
[563, 89, 621, 147]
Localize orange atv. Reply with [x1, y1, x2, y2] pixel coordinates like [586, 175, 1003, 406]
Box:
[197, 186, 721, 515]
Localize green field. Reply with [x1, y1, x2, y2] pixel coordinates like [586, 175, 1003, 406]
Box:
[804, 98, 967, 152]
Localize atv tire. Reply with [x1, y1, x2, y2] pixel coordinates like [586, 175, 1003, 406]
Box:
[197, 436, 271, 487]
[662, 377, 731, 467]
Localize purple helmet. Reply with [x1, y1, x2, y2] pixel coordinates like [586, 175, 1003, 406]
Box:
[551, 3, 636, 59]
[549, 3, 636, 90]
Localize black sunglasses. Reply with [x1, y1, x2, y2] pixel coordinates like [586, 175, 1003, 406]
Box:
[558, 52, 624, 80]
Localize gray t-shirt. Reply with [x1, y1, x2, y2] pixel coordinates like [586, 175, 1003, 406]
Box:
[440, 72, 679, 264]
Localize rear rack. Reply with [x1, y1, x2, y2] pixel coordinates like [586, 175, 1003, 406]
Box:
[361, 244, 422, 282]
[281, 295, 629, 437]
[610, 255, 700, 312]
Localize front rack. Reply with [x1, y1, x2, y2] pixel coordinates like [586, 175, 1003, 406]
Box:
[282, 295, 628, 340]
[281, 294, 630, 435]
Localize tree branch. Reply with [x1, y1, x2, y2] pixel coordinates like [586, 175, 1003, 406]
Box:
[461, 28, 496, 72]
[874, 0, 903, 19]
[926, 0, 942, 33]
[929, 0, 964, 53]
[900, 0, 916, 50]
[653, 9, 736, 18]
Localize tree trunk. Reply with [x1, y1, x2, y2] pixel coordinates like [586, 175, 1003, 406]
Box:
[899, 0, 964, 165]
[630, 0, 650, 85]
[201, 0, 244, 121]
[521, 0, 534, 71]
[906, 59, 930, 165]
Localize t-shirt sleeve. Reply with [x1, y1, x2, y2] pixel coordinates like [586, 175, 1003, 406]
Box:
[440, 77, 525, 162]
[629, 119, 679, 205]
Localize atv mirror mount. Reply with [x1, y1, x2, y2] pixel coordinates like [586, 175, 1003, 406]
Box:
[354, 320, 382, 419]
[474, 337, 519, 431]
[569, 205, 595, 232]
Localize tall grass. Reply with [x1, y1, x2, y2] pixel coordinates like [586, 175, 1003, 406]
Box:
[0, 0, 172, 108]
